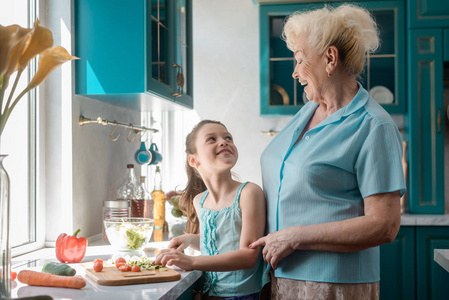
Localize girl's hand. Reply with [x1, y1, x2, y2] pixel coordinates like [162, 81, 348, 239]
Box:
[154, 248, 195, 271]
[168, 234, 199, 251]
[249, 227, 298, 270]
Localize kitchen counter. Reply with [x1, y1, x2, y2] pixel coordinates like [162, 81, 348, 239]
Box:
[434, 249, 449, 273]
[10, 243, 202, 300]
[400, 213, 449, 226]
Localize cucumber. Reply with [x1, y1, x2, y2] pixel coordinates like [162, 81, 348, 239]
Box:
[41, 262, 76, 276]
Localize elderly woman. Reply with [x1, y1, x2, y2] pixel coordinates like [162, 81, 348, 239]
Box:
[249, 4, 406, 300]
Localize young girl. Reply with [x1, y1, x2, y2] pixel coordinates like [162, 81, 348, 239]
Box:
[155, 120, 268, 299]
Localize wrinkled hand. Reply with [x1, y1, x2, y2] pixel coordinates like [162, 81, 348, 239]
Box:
[249, 228, 298, 270]
[168, 234, 197, 252]
[154, 248, 194, 271]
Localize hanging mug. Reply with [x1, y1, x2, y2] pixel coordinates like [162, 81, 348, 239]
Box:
[148, 143, 163, 165]
[135, 142, 152, 165]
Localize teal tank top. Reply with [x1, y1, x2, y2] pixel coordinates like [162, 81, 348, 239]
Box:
[199, 182, 267, 297]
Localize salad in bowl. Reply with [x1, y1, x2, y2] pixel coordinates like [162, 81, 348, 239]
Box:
[104, 218, 154, 252]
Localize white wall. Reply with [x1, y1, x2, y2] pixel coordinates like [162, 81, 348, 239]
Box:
[188, 0, 292, 187]
[72, 97, 141, 239]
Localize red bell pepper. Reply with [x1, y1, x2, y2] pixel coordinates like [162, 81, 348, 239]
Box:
[55, 228, 88, 263]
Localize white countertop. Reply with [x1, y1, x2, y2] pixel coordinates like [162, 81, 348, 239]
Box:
[11, 243, 202, 300]
[401, 213, 449, 226]
[434, 249, 449, 273]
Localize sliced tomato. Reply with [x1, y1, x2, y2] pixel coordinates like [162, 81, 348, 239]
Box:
[115, 257, 126, 269]
[118, 264, 131, 272]
[11, 271, 17, 281]
[131, 265, 141, 272]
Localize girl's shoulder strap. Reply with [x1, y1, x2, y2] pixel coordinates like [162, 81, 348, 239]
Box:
[233, 181, 249, 205]
[199, 190, 209, 208]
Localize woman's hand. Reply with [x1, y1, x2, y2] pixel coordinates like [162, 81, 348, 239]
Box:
[154, 248, 195, 271]
[249, 227, 299, 270]
[168, 233, 199, 251]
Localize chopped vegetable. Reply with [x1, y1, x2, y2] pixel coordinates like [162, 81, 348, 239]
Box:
[18, 270, 86, 289]
[115, 257, 126, 269]
[131, 265, 141, 272]
[11, 271, 17, 281]
[109, 255, 167, 271]
[127, 255, 167, 271]
[118, 264, 131, 272]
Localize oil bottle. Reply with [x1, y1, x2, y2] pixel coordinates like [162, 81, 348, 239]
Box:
[152, 166, 166, 241]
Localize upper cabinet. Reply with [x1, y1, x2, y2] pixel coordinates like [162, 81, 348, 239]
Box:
[408, 0, 449, 28]
[74, 0, 193, 110]
[259, 1, 405, 116]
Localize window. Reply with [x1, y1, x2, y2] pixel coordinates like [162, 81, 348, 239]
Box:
[1, 0, 41, 255]
[141, 110, 199, 192]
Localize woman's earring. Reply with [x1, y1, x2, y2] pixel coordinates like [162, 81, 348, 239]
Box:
[327, 72, 332, 78]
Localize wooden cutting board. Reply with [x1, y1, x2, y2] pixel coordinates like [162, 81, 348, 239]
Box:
[82, 262, 181, 286]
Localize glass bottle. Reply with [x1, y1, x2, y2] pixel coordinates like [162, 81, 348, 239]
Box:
[133, 176, 153, 219]
[0, 155, 11, 298]
[152, 166, 166, 241]
[116, 164, 138, 201]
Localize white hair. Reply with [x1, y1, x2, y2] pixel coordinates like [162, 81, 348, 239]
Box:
[282, 4, 380, 76]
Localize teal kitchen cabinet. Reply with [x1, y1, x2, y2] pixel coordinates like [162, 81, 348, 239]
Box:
[445, 29, 449, 62]
[407, 29, 445, 214]
[380, 226, 449, 300]
[408, 0, 449, 29]
[380, 227, 416, 300]
[74, 0, 193, 110]
[259, 1, 406, 116]
[416, 227, 449, 300]
[177, 275, 203, 300]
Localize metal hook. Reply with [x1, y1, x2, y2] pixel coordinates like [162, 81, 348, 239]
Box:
[110, 121, 120, 141]
[127, 124, 137, 143]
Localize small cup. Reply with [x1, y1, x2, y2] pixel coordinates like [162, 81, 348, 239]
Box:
[135, 142, 152, 165]
[148, 143, 163, 165]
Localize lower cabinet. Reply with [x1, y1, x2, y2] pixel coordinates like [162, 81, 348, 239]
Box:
[380, 227, 415, 299]
[178, 275, 203, 300]
[380, 226, 449, 300]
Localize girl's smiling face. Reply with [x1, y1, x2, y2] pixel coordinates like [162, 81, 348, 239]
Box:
[292, 34, 328, 102]
[190, 123, 238, 173]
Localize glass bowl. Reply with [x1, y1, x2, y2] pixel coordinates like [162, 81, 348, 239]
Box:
[104, 217, 154, 253]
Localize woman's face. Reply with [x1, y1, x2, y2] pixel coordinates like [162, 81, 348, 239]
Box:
[191, 123, 238, 173]
[292, 34, 328, 102]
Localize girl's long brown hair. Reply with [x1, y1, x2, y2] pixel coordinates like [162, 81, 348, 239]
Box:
[180, 120, 226, 233]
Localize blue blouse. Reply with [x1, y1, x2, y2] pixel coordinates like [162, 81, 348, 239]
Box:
[199, 182, 268, 297]
[260, 84, 406, 283]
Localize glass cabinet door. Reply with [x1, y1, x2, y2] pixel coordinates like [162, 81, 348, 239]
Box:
[151, 0, 168, 84]
[172, 0, 193, 106]
[270, 16, 305, 108]
[360, 2, 405, 114]
[148, 0, 192, 106]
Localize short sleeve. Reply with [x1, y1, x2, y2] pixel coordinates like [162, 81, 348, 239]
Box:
[355, 122, 406, 198]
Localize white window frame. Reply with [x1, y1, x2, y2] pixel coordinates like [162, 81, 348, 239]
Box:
[8, 0, 46, 257]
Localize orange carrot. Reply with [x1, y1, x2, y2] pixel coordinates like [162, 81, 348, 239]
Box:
[18, 270, 86, 289]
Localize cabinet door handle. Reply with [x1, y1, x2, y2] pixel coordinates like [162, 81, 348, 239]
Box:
[437, 109, 441, 134]
[172, 63, 184, 97]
